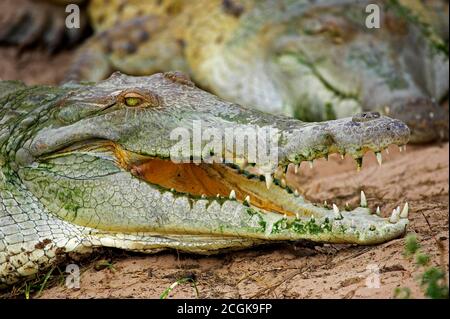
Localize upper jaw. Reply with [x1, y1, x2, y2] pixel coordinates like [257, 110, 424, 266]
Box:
[26, 109, 409, 180]
[259, 112, 410, 173]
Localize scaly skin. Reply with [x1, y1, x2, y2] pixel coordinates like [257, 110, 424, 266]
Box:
[62, 0, 448, 143]
[0, 72, 410, 287]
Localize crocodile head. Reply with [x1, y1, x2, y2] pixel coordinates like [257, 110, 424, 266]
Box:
[0, 72, 413, 285]
[5, 72, 411, 260]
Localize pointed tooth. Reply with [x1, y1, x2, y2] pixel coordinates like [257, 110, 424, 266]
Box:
[389, 209, 396, 223]
[375, 152, 382, 166]
[389, 208, 400, 223]
[229, 190, 236, 200]
[281, 178, 287, 188]
[340, 154, 345, 160]
[265, 173, 273, 189]
[324, 200, 328, 207]
[333, 204, 342, 219]
[333, 204, 339, 214]
[294, 189, 299, 197]
[375, 206, 381, 216]
[295, 213, 300, 219]
[360, 190, 367, 207]
[309, 161, 314, 169]
[244, 195, 250, 204]
[201, 194, 207, 199]
[294, 164, 299, 174]
[385, 148, 389, 155]
[400, 202, 409, 219]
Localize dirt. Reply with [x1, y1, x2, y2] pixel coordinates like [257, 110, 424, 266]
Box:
[0, 47, 448, 299]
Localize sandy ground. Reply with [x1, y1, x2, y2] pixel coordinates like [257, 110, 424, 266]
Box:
[0, 45, 449, 299]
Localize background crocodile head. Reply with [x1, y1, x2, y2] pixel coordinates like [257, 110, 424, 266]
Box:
[277, 0, 449, 144]
[186, 0, 449, 143]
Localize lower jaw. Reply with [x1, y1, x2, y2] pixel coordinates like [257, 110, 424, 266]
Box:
[83, 211, 409, 251]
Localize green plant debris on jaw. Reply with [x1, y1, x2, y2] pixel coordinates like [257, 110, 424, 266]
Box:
[272, 216, 332, 235]
[53, 188, 82, 219]
[246, 208, 267, 233]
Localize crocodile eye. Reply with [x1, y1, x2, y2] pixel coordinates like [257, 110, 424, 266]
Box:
[125, 96, 142, 107]
[123, 92, 144, 107]
[119, 90, 160, 108]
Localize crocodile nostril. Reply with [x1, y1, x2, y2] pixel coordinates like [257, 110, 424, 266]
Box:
[352, 112, 381, 122]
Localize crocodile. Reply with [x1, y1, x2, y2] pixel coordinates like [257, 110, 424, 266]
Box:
[1, 0, 446, 143]
[0, 72, 410, 287]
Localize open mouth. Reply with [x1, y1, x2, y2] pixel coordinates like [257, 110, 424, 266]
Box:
[53, 138, 408, 223]
[31, 111, 411, 246]
[131, 159, 300, 217]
